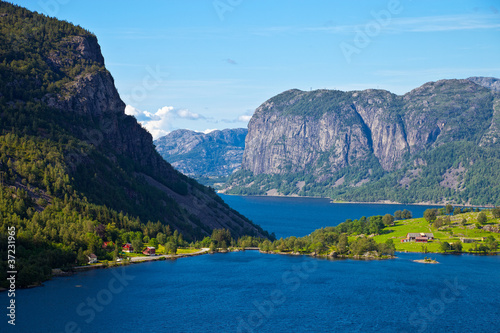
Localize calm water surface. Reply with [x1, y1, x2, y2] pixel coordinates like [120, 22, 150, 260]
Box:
[2, 196, 499, 333]
[220, 194, 441, 238]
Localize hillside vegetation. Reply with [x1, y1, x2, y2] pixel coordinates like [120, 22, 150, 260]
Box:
[225, 80, 500, 206]
[254, 207, 500, 257]
[0, 2, 268, 288]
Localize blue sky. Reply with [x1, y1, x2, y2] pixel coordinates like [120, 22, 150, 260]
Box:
[11, 0, 500, 138]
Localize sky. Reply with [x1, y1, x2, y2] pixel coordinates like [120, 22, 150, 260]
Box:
[10, 0, 500, 139]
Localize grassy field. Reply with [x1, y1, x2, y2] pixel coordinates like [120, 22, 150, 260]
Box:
[372, 210, 499, 253]
[176, 248, 200, 254]
[153, 245, 200, 255]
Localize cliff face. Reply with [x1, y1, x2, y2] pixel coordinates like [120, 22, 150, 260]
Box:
[0, 3, 268, 240]
[229, 79, 500, 205]
[243, 80, 497, 176]
[56, 44, 266, 239]
[155, 128, 247, 177]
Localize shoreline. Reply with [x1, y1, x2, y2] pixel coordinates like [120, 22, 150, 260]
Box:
[9, 248, 212, 291]
[72, 248, 210, 272]
[219, 192, 494, 208]
[6, 247, 498, 292]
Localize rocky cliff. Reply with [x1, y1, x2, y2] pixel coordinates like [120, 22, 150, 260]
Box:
[227, 79, 500, 205]
[0, 2, 268, 240]
[155, 128, 247, 177]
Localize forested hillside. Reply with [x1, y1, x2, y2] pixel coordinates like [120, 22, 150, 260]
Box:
[0, 2, 269, 287]
[225, 79, 500, 206]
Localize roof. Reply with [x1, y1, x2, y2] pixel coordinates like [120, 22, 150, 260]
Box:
[407, 233, 434, 238]
[88, 254, 97, 258]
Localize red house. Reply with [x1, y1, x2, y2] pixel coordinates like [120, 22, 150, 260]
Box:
[401, 233, 434, 243]
[122, 243, 134, 253]
[143, 247, 155, 256]
[102, 241, 113, 249]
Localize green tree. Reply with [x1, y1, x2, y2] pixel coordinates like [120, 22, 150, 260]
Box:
[433, 217, 444, 229]
[209, 242, 217, 253]
[131, 238, 143, 254]
[394, 210, 402, 220]
[211, 228, 232, 246]
[440, 241, 450, 253]
[382, 214, 395, 226]
[453, 207, 462, 215]
[368, 216, 384, 234]
[477, 212, 487, 224]
[445, 204, 454, 215]
[485, 235, 498, 252]
[492, 207, 500, 219]
[150, 237, 159, 249]
[401, 209, 412, 219]
[337, 233, 349, 254]
[165, 241, 177, 255]
[424, 209, 437, 222]
[451, 241, 462, 253]
[157, 232, 166, 245]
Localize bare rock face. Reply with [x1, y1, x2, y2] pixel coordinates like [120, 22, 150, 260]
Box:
[39, 34, 267, 239]
[242, 79, 499, 178]
[243, 89, 407, 176]
[468, 76, 500, 92]
[244, 103, 371, 175]
[45, 72, 125, 116]
[155, 128, 247, 177]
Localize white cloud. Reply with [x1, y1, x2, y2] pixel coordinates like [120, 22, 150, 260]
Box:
[126, 105, 207, 139]
[125, 105, 142, 117]
[238, 115, 252, 122]
[260, 13, 500, 36]
[201, 129, 218, 134]
[177, 109, 202, 120]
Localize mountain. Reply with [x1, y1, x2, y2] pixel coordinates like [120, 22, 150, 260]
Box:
[0, 2, 268, 286]
[467, 76, 500, 92]
[225, 78, 500, 206]
[154, 128, 247, 177]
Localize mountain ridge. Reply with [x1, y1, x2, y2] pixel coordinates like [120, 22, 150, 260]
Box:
[154, 128, 247, 178]
[225, 77, 500, 206]
[0, 1, 269, 286]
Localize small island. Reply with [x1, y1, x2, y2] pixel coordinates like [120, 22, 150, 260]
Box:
[413, 257, 439, 264]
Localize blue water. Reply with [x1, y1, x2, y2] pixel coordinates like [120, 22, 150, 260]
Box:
[6, 252, 500, 333]
[220, 194, 441, 238]
[2, 196, 499, 333]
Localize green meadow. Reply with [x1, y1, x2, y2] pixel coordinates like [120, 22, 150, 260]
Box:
[372, 210, 499, 253]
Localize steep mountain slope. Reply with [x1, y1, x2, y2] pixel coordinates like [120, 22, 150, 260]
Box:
[154, 128, 247, 177]
[0, 2, 269, 286]
[225, 79, 500, 206]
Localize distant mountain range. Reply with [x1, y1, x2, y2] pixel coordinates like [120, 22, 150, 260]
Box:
[155, 128, 247, 178]
[221, 77, 500, 206]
